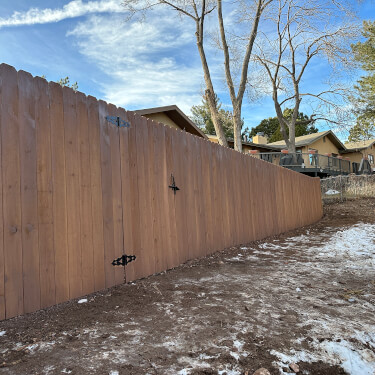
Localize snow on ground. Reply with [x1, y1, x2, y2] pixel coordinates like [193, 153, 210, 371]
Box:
[1, 216, 374, 375]
[261, 223, 375, 375]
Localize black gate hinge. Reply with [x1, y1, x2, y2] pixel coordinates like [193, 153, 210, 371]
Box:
[106, 116, 131, 128]
[112, 254, 136, 266]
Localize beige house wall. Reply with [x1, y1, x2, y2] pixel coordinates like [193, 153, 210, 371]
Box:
[142, 113, 180, 130]
[306, 136, 340, 155]
[345, 146, 375, 167]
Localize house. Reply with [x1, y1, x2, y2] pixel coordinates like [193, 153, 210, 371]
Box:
[264, 130, 346, 155]
[134, 105, 207, 139]
[206, 134, 277, 153]
[342, 139, 375, 173]
[208, 129, 373, 177]
[251, 131, 375, 176]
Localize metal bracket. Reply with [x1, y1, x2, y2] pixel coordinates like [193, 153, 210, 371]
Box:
[168, 174, 180, 195]
[106, 116, 131, 128]
[112, 254, 136, 267]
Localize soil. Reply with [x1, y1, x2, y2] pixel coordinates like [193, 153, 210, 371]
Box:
[0, 198, 375, 375]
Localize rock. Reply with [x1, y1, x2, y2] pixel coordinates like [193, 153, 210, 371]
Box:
[252, 368, 271, 375]
[289, 363, 300, 373]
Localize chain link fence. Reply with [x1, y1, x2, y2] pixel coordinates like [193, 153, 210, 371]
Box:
[321, 174, 375, 203]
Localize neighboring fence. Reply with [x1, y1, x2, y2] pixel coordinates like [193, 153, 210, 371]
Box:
[0, 64, 323, 321]
[321, 174, 375, 203]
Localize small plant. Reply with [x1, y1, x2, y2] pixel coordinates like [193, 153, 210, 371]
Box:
[57, 76, 78, 92]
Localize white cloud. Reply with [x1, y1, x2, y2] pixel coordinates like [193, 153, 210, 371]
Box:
[68, 13, 208, 113]
[0, 0, 125, 28]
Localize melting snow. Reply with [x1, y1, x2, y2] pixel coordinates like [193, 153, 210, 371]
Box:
[0, 331, 6, 337]
[325, 189, 340, 195]
[78, 299, 88, 304]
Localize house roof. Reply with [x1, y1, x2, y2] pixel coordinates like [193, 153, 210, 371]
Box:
[344, 139, 375, 151]
[134, 105, 207, 139]
[265, 130, 346, 151]
[207, 134, 278, 151]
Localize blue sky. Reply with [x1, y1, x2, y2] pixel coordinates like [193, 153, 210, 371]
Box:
[0, 0, 374, 137]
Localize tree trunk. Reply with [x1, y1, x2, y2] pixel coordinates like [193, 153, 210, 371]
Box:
[195, 15, 228, 147]
[232, 102, 243, 152]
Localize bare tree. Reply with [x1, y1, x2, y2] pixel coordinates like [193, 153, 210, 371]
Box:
[123, 0, 272, 151]
[253, 0, 358, 153]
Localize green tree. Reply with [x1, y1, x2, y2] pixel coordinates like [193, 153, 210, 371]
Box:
[348, 119, 375, 142]
[351, 21, 375, 135]
[191, 95, 241, 139]
[248, 108, 318, 143]
[58, 77, 79, 91]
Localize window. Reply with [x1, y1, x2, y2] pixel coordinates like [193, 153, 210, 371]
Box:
[369, 154, 374, 164]
[323, 136, 326, 143]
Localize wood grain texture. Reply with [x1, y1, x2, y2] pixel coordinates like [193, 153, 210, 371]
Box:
[1, 65, 23, 319]
[98, 100, 116, 289]
[63, 86, 82, 300]
[0, 67, 5, 319]
[49, 82, 69, 305]
[35, 76, 55, 310]
[77, 92, 95, 296]
[0, 65, 324, 321]
[18, 70, 41, 314]
[87, 96, 106, 292]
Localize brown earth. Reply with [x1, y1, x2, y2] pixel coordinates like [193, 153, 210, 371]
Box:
[0, 198, 374, 375]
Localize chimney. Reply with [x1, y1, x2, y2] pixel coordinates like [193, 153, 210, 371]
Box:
[253, 132, 268, 144]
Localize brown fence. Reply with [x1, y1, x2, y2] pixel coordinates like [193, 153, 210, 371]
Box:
[0, 64, 323, 320]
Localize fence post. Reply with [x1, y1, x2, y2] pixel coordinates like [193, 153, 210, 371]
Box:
[340, 175, 343, 202]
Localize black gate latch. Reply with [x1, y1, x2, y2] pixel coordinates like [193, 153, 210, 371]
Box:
[169, 174, 180, 195]
[112, 254, 136, 266]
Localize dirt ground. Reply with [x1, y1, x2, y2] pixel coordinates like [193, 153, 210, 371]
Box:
[0, 199, 375, 375]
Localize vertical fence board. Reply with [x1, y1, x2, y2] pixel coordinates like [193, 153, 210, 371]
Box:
[146, 119, 160, 273]
[164, 126, 179, 268]
[200, 140, 213, 255]
[123, 112, 142, 281]
[63, 87, 83, 300]
[87, 96, 106, 291]
[49, 82, 69, 304]
[98, 100, 116, 288]
[18, 71, 40, 314]
[134, 114, 154, 278]
[150, 121, 168, 272]
[77, 93, 95, 295]
[118, 108, 134, 282]
[108, 104, 125, 286]
[1, 65, 23, 319]
[171, 129, 188, 264]
[0, 65, 4, 320]
[35, 76, 55, 310]
[195, 138, 207, 257]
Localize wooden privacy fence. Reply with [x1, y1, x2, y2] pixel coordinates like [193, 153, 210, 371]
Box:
[0, 64, 323, 320]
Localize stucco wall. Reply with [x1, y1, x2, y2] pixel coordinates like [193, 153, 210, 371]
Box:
[142, 113, 180, 131]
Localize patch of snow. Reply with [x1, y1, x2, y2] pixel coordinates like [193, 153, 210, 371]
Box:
[272, 337, 375, 375]
[316, 223, 375, 260]
[230, 351, 240, 360]
[325, 189, 340, 195]
[218, 365, 242, 375]
[78, 299, 88, 304]
[0, 331, 6, 336]
[321, 340, 375, 375]
[295, 287, 301, 292]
